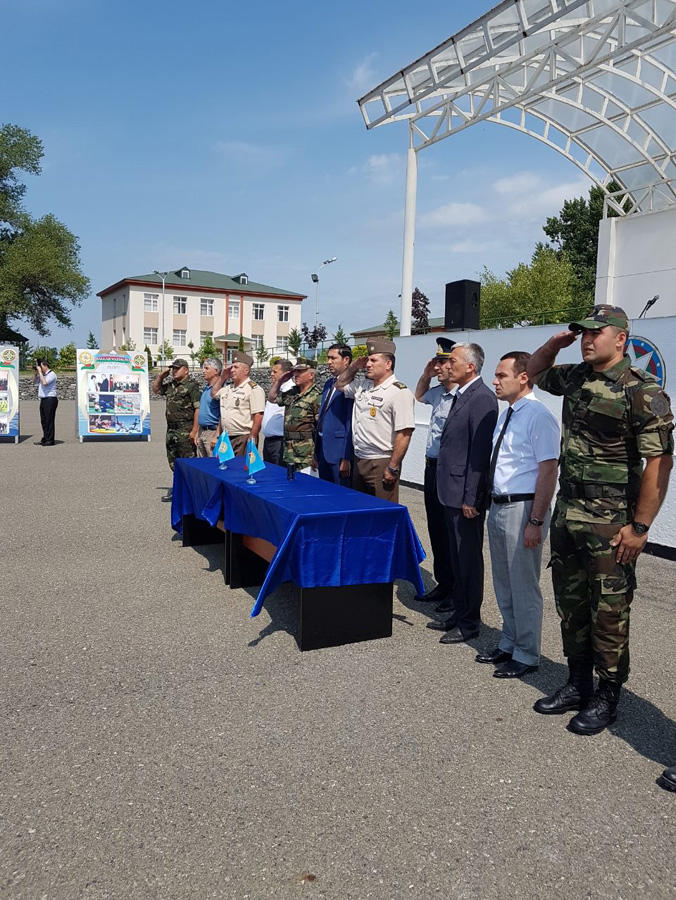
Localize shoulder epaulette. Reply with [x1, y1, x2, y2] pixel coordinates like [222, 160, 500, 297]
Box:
[627, 366, 654, 383]
[393, 381, 407, 389]
[248, 379, 256, 387]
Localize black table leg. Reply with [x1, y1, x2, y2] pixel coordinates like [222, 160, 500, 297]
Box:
[181, 514, 223, 547]
[297, 582, 393, 651]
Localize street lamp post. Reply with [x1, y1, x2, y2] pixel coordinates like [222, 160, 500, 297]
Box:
[154, 270, 169, 365]
[310, 256, 337, 333]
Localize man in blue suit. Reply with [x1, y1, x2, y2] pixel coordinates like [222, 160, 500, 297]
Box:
[428, 342, 498, 644]
[313, 344, 354, 486]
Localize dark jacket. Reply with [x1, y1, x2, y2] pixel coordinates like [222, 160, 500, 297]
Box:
[436, 377, 498, 510]
[315, 376, 354, 464]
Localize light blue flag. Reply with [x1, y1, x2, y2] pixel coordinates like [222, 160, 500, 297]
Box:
[215, 432, 235, 464]
[245, 438, 266, 474]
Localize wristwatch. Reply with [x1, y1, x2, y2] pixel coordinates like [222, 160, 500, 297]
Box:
[631, 521, 650, 535]
[386, 465, 400, 476]
[528, 516, 544, 527]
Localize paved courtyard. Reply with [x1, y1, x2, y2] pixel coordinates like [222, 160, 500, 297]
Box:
[2, 401, 675, 898]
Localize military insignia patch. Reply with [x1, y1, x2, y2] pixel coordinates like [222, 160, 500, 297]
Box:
[369, 407, 376, 417]
[650, 394, 670, 417]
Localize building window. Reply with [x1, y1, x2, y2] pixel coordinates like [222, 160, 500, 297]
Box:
[252, 335, 264, 350]
[252, 303, 265, 321]
[228, 301, 240, 318]
[143, 327, 158, 345]
[181, 268, 190, 279]
[277, 305, 289, 323]
[276, 336, 289, 353]
[143, 293, 159, 312]
[200, 298, 214, 316]
[173, 296, 187, 315]
[200, 331, 213, 344]
[173, 329, 187, 347]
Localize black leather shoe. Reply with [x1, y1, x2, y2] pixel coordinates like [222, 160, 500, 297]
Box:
[426, 617, 456, 631]
[161, 489, 173, 502]
[43, 440, 55, 446]
[414, 585, 446, 603]
[533, 682, 590, 715]
[435, 603, 454, 615]
[475, 648, 511, 665]
[657, 765, 676, 792]
[439, 627, 479, 644]
[493, 660, 538, 678]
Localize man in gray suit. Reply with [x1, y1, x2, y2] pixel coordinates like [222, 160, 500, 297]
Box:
[427, 342, 498, 644]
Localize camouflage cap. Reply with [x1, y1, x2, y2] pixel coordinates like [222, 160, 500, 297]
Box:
[231, 350, 254, 367]
[367, 338, 396, 356]
[569, 305, 630, 334]
[170, 358, 189, 369]
[435, 337, 456, 358]
[291, 356, 317, 371]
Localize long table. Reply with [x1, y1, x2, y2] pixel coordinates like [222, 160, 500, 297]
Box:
[171, 457, 426, 650]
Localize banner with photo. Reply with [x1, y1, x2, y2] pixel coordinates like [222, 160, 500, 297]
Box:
[0, 346, 20, 440]
[76, 349, 151, 438]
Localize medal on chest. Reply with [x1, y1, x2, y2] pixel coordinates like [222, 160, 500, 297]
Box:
[369, 406, 377, 417]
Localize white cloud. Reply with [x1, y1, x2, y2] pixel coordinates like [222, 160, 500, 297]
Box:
[449, 239, 491, 254]
[345, 53, 378, 94]
[492, 170, 592, 219]
[493, 171, 542, 195]
[349, 153, 404, 185]
[419, 201, 487, 228]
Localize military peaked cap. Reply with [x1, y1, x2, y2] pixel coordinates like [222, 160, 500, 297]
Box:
[367, 338, 396, 356]
[170, 358, 189, 369]
[231, 351, 254, 367]
[569, 305, 630, 334]
[435, 337, 456, 358]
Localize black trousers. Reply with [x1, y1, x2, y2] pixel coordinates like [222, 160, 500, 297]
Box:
[423, 457, 454, 592]
[39, 396, 58, 443]
[263, 436, 284, 466]
[442, 505, 485, 635]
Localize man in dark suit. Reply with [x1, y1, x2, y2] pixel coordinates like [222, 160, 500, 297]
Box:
[428, 342, 498, 644]
[313, 344, 354, 486]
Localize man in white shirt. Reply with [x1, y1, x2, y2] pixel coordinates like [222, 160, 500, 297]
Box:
[335, 338, 415, 503]
[262, 359, 293, 465]
[476, 351, 560, 677]
[34, 359, 58, 446]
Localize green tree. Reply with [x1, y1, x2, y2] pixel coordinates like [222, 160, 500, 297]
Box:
[57, 341, 76, 368]
[255, 344, 270, 365]
[144, 344, 153, 370]
[237, 333, 245, 352]
[0, 124, 90, 336]
[411, 287, 430, 334]
[157, 340, 174, 365]
[332, 323, 349, 345]
[384, 309, 399, 340]
[30, 345, 58, 369]
[197, 334, 218, 363]
[188, 339, 198, 369]
[86, 331, 97, 349]
[288, 327, 302, 356]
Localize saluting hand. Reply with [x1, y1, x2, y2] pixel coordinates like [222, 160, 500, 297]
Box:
[548, 330, 578, 352]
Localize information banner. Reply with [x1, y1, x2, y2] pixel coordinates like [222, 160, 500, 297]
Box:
[76, 349, 151, 439]
[0, 345, 20, 441]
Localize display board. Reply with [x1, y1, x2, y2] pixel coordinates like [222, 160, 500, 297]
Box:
[76, 348, 151, 440]
[0, 345, 20, 442]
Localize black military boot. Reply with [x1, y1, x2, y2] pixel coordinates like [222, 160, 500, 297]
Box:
[568, 680, 621, 735]
[533, 660, 593, 715]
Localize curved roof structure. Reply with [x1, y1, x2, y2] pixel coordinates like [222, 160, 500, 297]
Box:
[358, 0, 676, 212]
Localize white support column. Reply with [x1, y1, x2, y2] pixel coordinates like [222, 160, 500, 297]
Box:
[400, 131, 418, 338]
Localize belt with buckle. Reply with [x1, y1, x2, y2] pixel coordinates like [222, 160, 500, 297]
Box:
[200, 426, 218, 431]
[491, 493, 535, 504]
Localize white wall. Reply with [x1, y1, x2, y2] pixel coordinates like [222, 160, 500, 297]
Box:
[394, 316, 676, 549]
[596, 207, 676, 318]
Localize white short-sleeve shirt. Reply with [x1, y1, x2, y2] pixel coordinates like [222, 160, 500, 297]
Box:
[492, 392, 560, 495]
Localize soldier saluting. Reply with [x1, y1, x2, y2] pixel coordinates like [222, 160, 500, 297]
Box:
[527, 305, 673, 735]
[268, 357, 321, 469]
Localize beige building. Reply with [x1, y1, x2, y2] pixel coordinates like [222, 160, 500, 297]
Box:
[98, 266, 305, 361]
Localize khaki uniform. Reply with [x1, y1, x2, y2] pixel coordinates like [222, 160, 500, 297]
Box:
[535, 357, 673, 684]
[217, 379, 265, 455]
[343, 374, 415, 502]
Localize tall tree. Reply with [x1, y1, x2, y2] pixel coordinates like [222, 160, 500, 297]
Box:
[384, 309, 399, 340]
[301, 322, 327, 350]
[411, 287, 430, 334]
[332, 323, 349, 345]
[197, 334, 218, 363]
[287, 327, 302, 356]
[86, 331, 97, 349]
[0, 124, 90, 335]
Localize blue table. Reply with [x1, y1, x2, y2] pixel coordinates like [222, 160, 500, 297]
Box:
[172, 457, 426, 649]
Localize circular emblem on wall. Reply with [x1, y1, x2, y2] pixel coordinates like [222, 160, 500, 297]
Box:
[1, 348, 17, 363]
[627, 335, 666, 387]
[133, 353, 146, 368]
[79, 350, 94, 366]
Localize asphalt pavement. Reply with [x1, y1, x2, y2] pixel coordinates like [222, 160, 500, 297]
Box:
[2, 401, 675, 899]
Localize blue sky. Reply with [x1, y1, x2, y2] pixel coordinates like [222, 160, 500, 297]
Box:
[5, 0, 593, 349]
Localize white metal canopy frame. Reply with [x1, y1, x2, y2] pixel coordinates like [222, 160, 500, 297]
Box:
[357, 0, 676, 335]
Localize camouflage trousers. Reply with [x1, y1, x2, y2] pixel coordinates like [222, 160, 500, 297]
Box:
[549, 501, 636, 685]
[283, 437, 314, 468]
[166, 427, 196, 471]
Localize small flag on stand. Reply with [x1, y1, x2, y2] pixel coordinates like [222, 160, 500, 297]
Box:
[213, 432, 235, 464]
[245, 437, 266, 475]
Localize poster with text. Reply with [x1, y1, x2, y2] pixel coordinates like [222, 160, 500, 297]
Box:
[0, 346, 20, 438]
[77, 349, 150, 438]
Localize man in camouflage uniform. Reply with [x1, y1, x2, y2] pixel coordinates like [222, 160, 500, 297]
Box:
[152, 357, 201, 501]
[527, 305, 673, 735]
[268, 357, 321, 468]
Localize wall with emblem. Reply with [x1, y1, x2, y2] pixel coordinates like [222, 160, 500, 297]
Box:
[76, 349, 151, 440]
[395, 315, 676, 551]
[0, 345, 20, 442]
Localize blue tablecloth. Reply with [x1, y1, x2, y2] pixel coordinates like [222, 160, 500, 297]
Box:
[172, 457, 426, 616]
